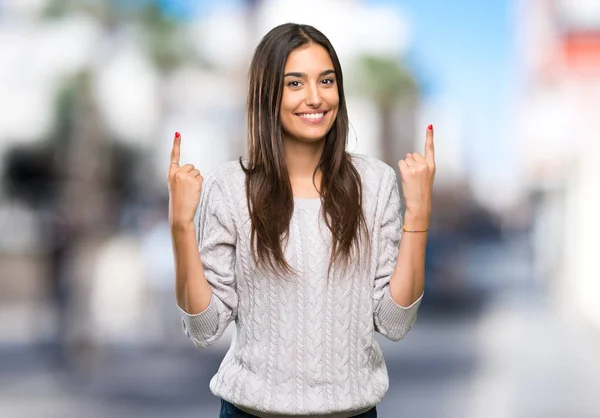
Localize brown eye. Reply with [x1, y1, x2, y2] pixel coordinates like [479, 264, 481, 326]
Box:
[321, 78, 334, 85]
[287, 80, 301, 87]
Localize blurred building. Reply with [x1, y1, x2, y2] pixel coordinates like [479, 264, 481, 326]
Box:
[517, 0, 600, 327]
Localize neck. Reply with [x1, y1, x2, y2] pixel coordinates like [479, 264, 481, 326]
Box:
[283, 137, 324, 179]
[283, 136, 325, 197]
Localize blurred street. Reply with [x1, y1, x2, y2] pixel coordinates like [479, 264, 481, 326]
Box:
[2, 234, 600, 418]
[3, 294, 600, 418]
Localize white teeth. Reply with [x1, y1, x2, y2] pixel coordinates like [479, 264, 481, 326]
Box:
[299, 112, 324, 119]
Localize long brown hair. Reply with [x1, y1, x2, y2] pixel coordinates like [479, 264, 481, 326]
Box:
[239, 23, 370, 278]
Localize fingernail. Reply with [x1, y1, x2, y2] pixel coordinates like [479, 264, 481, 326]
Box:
[175, 132, 181, 139]
[428, 124, 433, 131]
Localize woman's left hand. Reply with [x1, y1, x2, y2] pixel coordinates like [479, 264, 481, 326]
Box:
[398, 125, 436, 229]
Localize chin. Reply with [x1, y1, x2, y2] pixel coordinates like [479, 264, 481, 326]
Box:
[293, 124, 335, 142]
[291, 130, 330, 144]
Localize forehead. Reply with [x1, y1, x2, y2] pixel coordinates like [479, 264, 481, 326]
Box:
[284, 44, 334, 73]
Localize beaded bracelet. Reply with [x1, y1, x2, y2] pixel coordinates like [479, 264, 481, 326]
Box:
[402, 226, 429, 233]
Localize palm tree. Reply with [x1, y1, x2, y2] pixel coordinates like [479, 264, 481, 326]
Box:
[17, 0, 179, 365]
[350, 55, 419, 178]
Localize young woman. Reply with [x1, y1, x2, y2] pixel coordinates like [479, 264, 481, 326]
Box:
[168, 23, 435, 418]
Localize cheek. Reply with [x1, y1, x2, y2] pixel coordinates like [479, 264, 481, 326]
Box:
[279, 108, 297, 134]
[280, 93, 303, 128]
[280, 112, 294, 132]
[280, 94, 294, 113]
[326, 90, 340, 109]
[325, 92, 339, 120]
[279, 95, 295, 118]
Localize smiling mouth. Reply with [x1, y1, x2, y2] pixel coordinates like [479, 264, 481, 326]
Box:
[296, 111, 328, 123]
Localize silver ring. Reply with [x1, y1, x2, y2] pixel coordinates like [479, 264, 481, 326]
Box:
[171, 161, 179, 165]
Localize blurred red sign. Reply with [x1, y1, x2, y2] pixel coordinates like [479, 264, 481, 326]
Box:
[561, 33, 600, 73]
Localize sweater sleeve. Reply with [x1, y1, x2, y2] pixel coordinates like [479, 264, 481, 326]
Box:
[372, 167, 423, 341]
[177, 173, 238, 348]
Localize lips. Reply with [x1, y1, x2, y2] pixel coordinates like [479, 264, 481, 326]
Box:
[296, 110, 328, 124]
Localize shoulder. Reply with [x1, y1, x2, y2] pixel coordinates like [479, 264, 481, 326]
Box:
[349, 152, 395, 179]
[202, 159, 245, 194]
[197, 160, 246, 219]
[348, 152, 397, 197]
[197, 160, 246, 229]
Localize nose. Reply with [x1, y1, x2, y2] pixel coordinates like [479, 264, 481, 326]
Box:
[305, 82, 322, 108]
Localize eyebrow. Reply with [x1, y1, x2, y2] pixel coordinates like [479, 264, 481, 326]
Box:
[283, 69, 335, 78]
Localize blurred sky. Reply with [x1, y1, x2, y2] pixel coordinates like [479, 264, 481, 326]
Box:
[383, 0, 519, 201]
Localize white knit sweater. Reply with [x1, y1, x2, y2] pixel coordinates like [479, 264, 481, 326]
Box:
[178, 153, 423, 417]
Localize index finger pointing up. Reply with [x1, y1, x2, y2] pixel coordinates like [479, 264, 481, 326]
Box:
[170, 132, 181, 166]
[424, 124, 435, 164]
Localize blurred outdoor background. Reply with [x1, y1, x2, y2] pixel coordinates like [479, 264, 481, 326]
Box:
[1, 0, 600, 417]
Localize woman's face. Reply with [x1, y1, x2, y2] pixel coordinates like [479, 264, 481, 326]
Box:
[279, 43, 339, 145]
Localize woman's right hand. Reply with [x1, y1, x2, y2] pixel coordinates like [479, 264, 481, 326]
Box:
[167, 132, 203, 229]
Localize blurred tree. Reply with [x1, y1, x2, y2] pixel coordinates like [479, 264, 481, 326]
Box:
[22, 0, 214, 362]
[136, 1, 209, 149]
[36, 0, 203, 226]
[137, 2, 205, 72]
[353, 55, 419, 172]
[37, 0, 213, 225]
[4, 0, 148, 365]
[1, 70, 140, 367]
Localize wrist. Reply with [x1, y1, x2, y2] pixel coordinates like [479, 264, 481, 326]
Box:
[403, 210, 430, 230]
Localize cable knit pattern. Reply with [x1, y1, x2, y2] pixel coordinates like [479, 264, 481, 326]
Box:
[178, 153, 423, 418]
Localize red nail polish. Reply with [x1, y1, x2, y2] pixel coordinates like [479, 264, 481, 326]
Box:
[428, 124, 433, 131]
[175, 132, 180, 139]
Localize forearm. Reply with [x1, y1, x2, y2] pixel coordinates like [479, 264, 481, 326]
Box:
[171, 223, 212, 314]
[388, 212, 427, 307]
